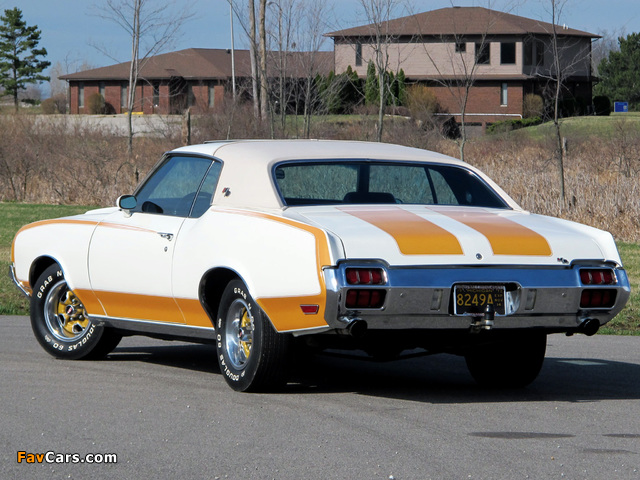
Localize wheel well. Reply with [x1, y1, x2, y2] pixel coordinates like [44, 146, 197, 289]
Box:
[199, 268, 241, 327]
[29, 256, 60, 288]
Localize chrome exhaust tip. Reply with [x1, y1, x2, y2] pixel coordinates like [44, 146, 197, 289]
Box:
[578, 318, 600, 336]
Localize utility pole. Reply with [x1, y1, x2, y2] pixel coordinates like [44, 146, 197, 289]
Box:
[230, 0, 236, 100]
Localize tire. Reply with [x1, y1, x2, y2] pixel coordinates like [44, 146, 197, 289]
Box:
[30, 264, 121, 360]
[215, 280, 291, 392]
[464, 332, 547, 388]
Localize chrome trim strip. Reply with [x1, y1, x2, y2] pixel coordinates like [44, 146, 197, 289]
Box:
[92, 316, 217, 341]
[9, 264, 30, 298]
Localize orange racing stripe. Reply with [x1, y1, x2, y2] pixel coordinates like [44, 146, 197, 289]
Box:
[439, 208, 552, 256]
[214, 208, 331, 331]
[340, 206, 464, 255]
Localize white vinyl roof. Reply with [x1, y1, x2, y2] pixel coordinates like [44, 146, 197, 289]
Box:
[170, 139, 517, 211]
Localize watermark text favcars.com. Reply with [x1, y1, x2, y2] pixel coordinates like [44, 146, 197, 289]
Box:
[17, 451, 117, 464]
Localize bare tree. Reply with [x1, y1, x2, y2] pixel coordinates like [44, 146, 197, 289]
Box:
[356, 0, 407, 142]
[267, 0, 296, 134]
[92, 0, 193, 155]
[258, 0, 270, 124]
[540, 0, 594, 205]
[294, 1, 331, 138]
[246, 0, 261, 120]
[592, 27, 623, 77]
[228, 0, 265, 122]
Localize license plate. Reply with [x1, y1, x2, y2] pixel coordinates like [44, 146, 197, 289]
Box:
[454, 284, 505, 316]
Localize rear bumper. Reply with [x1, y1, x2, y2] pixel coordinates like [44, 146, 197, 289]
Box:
[322, 262, 630, 332]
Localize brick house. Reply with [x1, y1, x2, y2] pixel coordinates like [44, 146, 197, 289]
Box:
[61, 48, 332, 115]
[326, 6, 599, 126]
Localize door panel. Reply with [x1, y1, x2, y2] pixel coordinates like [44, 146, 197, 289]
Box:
[88, 210, 186, 323]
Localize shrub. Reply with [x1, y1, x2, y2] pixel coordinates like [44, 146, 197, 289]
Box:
[87, 93, 106, 114]
[523, 94, 544, 119]
[407, 85, 439, 119]
[593, 95, 611, 116]
[40, 94, 67, 114]
[40, 97, 58, 114]
[486, 116, 542, 134]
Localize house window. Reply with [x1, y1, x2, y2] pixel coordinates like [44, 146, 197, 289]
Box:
[475, 42, 490, 64]
[524, 38, 533, 66]
[78, 83, 84, 108]
[153, 82, 160, 107]
[99, 82, 105, 98]
[501, 83, 508, 106]
[208, 82, 215, 108]
[355, 42, 363, 67]
[188, 84, 195, 107]
[455, 41, 466, 53]
[501, 42, 516, 64]
[535, 40, 545, 66]
[121, 83, 128, 110]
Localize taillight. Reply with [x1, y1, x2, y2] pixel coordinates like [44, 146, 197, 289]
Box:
[580, 268, 616, 285]
[345, 268, 386, 285]
[345, 289, 386, 309]
[580, 289, 616, 309]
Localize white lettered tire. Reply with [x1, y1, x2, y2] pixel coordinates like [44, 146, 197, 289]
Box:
[216, 279, 291, 392]
[30, 264, 121, 360]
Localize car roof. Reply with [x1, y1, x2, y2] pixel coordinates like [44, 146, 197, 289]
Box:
[168, 139, 517, 210]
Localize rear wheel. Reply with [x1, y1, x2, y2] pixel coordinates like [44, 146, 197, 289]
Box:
[216, 280, 291, 392]
[30, 265, 121, 360]
[464, 332, 547, 388]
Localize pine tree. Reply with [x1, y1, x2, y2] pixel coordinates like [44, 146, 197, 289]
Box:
[595, 33, 640, 110]
[396, 69, 407, 106]
[364, 60, 378, 107]
[0, 7, 50, 111]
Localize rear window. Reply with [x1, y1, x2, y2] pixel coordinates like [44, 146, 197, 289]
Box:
[274, 161, 508, 208]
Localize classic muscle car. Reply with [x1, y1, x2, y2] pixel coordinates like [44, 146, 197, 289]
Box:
[10, 140, 630, 391]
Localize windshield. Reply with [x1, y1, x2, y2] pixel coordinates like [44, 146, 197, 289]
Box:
[274, 161, 508, 208]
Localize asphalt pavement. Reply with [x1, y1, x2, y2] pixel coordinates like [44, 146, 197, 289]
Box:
[2, 315, 639, 480]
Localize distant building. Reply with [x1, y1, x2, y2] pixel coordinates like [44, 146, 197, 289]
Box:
[62, 7, 598, 127]
[60, 48, 332, 115]
[326, 6, 599, 127]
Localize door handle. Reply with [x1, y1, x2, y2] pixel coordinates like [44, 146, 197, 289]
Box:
[158, 232, 174, 241]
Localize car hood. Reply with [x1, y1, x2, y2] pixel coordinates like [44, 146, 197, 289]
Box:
[288, 205, 621, 267]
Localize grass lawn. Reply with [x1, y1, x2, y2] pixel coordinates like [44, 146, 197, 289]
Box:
[0, 202, 638, 334]
[513, 112, 640, 141]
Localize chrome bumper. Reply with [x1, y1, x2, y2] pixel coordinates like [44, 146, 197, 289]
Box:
[323, 262, 631, 332]
[9, 264, 31, 298]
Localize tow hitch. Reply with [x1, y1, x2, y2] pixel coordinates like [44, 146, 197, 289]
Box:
[470, 304, 495, 333]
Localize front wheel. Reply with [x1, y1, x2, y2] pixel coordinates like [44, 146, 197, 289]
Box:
[30, 264, 121, 360]
[216, 280, 291, 392]
[464, 332, 547, 388]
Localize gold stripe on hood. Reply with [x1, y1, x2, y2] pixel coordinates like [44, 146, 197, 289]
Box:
[340, 206, 463, 255]
[439, 208, 552, 256]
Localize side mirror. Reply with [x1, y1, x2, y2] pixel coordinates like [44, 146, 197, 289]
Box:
[117, 195, 137, 211]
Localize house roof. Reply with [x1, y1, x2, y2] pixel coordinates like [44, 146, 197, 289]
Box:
[60, 48, 333, 82]
[326, 6, 598, 39]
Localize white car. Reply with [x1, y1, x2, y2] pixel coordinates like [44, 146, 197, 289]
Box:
[11, 140, 630, 391]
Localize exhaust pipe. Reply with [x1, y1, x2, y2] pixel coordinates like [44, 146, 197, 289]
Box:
[347, 319, 368, 338]
[578, 318, 600, 336]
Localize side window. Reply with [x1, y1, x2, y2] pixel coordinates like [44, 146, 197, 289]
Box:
[134, 155, 213, 217]
[190, 162, 222, 217]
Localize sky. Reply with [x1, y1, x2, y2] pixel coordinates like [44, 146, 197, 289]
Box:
[10, 0, 640, 97]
